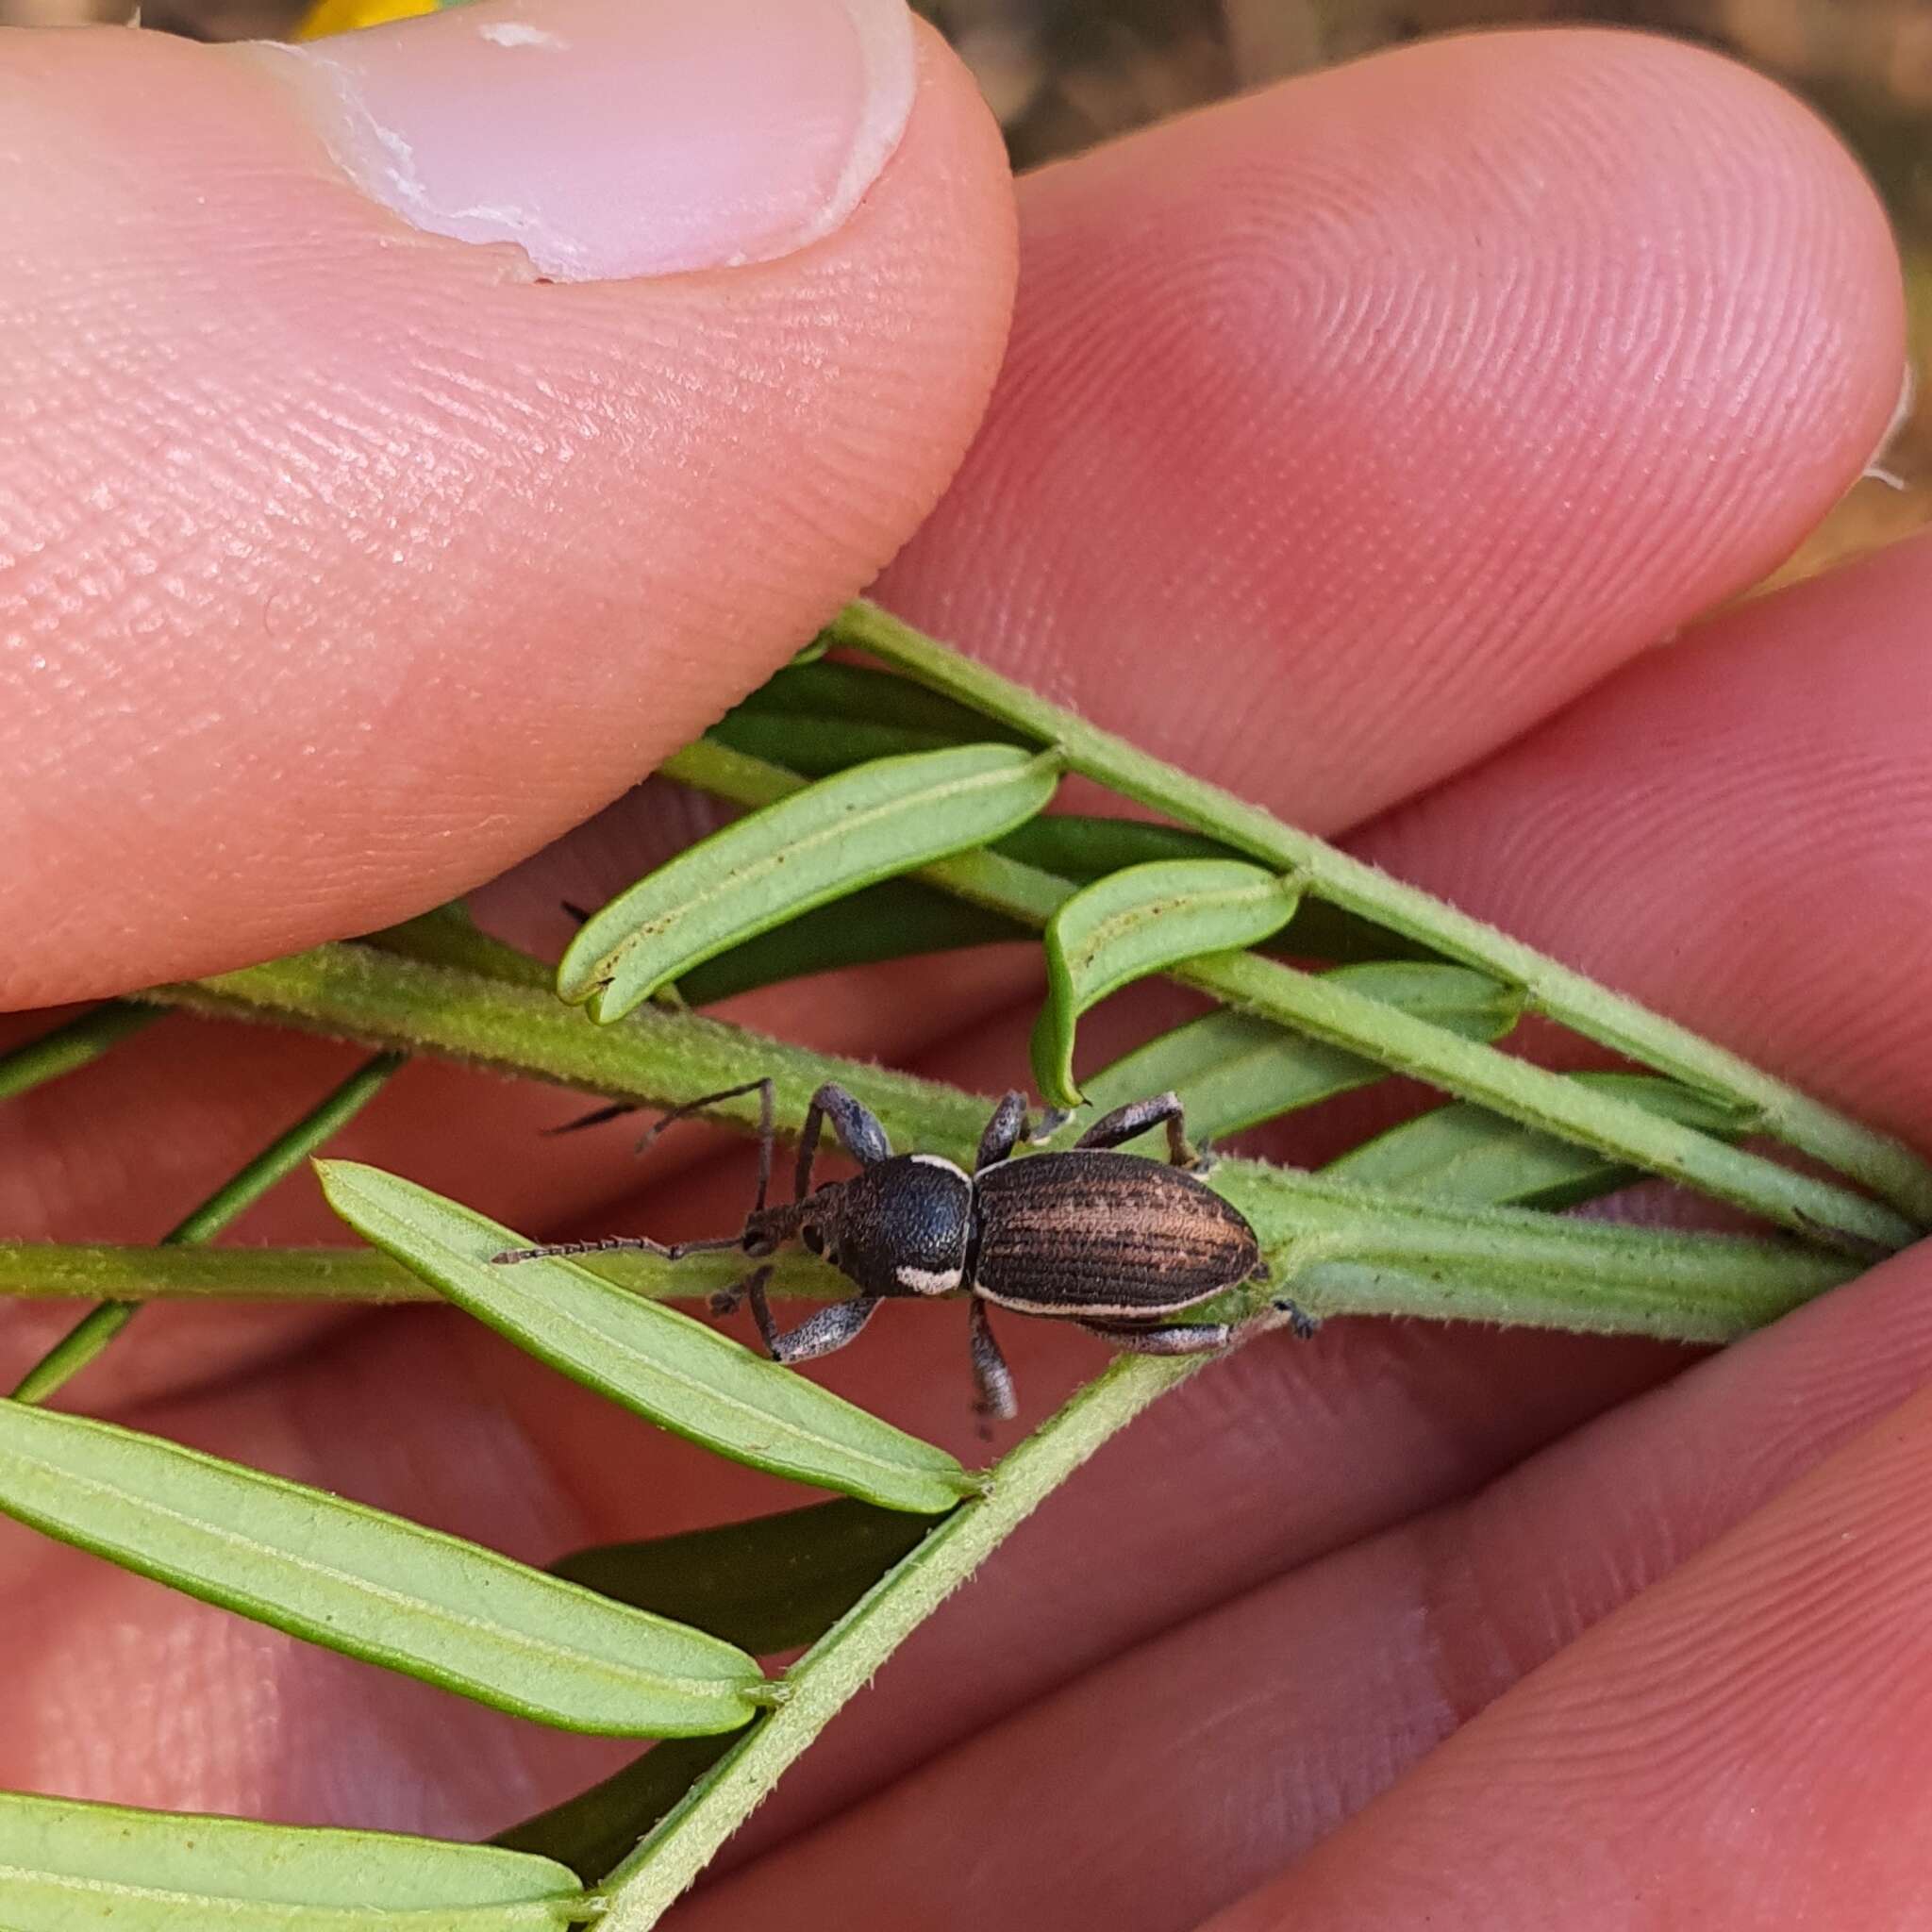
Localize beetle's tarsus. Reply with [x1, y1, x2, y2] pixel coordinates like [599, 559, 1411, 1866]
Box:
[1270, 1297, 1321, 1340]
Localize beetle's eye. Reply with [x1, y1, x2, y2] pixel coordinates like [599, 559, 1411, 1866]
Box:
[802, 1224, 824, 1256]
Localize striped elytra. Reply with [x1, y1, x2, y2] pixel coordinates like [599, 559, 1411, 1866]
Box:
[970, 1150, 1261, 1316]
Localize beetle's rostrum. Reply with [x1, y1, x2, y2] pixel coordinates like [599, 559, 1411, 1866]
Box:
[491, 1079, 1317, 1421]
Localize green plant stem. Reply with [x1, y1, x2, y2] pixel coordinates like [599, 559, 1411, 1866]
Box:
[139, 944, 993, 1163]
[593, 1355, 1196, 1927]
[85, 905, 1855, 1339]
[0, 1004, 160, 1101]
[662, 739, 1913, 1255]
[0, 1174, 1856, 1344]
[832, 599, 1932, 1233]
[11, 1054, 403, 1406]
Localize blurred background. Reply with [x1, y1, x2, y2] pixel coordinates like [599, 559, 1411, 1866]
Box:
[12, 0, 1929, 581]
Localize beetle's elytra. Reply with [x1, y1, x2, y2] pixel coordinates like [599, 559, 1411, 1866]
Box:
[492, 1080, 1316, 1422]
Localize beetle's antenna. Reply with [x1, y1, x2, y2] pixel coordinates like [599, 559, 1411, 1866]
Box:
[491, 1231, 747, 1266]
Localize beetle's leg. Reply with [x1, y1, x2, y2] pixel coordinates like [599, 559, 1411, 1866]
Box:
[795, 1082, 892, 1202]
[708, 1261, 764, 1316]
[1274, 1298, 1322, 1341]
[709, 1265, 783, 1352]
[541, 1098, 641, 1138]
[629, 1078, 777, 1210]
[1078, 1299, 1319, 1355]
[708, 1266, 779, 1353]
[978, 1092, 1077, 1170]
[768, 1293, 881, 1365]
[1074, 1091, 1207, 1171]
[968, 1297, 1018, 1422]
[975, 1091, 1029, 1171]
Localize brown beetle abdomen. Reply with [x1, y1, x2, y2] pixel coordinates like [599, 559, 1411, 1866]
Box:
[970, 1150, 1260, 1317]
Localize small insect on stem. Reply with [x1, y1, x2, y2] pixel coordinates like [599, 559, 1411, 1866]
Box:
[491, 1081, 1317, 1422]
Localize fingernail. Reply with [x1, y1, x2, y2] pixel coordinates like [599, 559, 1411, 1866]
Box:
[1862, 359, 1916, 491]
[268, 0, 916, 282]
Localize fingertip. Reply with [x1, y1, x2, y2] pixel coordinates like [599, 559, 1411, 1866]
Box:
[0, 6, 1015, 1007]
[880, 26, 1906, 831]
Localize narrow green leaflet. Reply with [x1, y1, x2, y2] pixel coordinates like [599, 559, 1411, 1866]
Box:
[0, 1401, 767, 1738]
[1082, 963, 1519, 1144]
[14, 1051, 404, 1407]
[1324, 1071, 1757, 1210]
[316, 1162, 978, 1514]
[0, 1005, 159, 1104]
[1031, 858, 1304, 1107]
[505, 1501, 938, 1875]
[550, 1496, 937, 1655]
[559, 743, 1063, 1022]
[675, 882, 1024, 1006]
[720, 657, 1006, 746]
[494, 1734, 747, 1885]
[0, 1789, 586, 1930]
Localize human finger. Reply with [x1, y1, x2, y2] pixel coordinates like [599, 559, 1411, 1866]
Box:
[1, 0, 1014, 1006]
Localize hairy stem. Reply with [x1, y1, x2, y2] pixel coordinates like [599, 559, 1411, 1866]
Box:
[833, 599, 1932, 1233]
[665, 735, 1914, 1255]
[0, 1169, 1854, 1344]
[594, 1354, 1196, 1926]
[10, 1054, 403, 1405]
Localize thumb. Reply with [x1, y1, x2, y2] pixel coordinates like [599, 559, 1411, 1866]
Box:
[1, 0, 1014, 1008]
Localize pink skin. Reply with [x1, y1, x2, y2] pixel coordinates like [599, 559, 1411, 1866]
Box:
[1, 15, 1926, 1929]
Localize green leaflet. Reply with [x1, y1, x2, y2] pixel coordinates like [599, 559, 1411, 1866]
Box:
[1031, 858, 1304, 1108]
[550, 1496, 937, 1656]
[559, 743, 1063, 1022]
[503, 1500, 939, 1876]
[1082, 963, 1519, 1143]
[0, 1788, 585, 1929]
[0, 1402, 766, 1739]
[664, 814, 1420, 1008]
[1324, 1070, 1757, 1209]
[316, 1162, 979, 1515]
[493, 1734, 747, 1886]
[715, 657, 1009, 767]
[14, 1051, 404, 1407]
[675, 881, 1025, 1006]
[0, 1005, 160, 1103]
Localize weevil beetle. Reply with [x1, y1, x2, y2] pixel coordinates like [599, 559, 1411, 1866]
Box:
[491, 1079, 1316, 1421]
